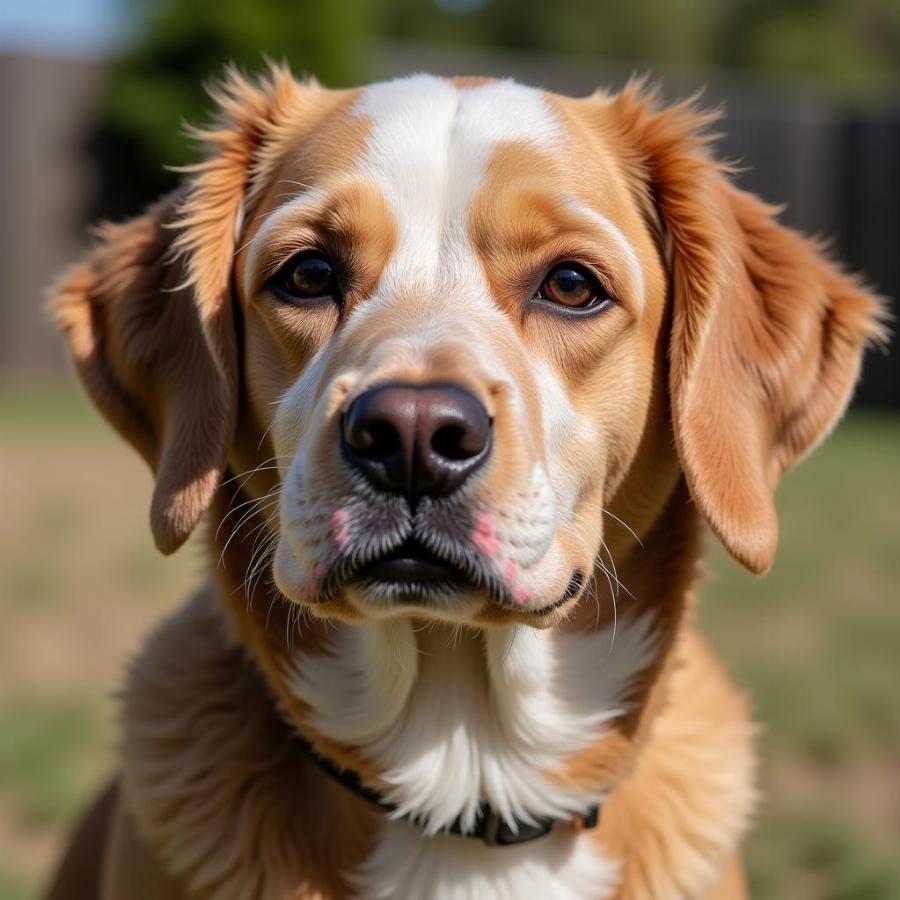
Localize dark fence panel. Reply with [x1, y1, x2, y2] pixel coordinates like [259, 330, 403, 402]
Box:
[837, 116, 900, 407]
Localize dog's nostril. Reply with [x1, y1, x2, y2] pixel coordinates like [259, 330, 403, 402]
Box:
[431, 424, 472, 461]
[360, 419, 401, 459]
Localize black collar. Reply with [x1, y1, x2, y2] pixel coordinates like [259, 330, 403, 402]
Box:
[297, 735, 600, 847]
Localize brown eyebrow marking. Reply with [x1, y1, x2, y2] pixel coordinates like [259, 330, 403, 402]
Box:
[245, 180, 397, 308]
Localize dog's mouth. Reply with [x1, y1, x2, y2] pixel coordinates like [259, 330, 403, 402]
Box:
[309, 523, 591, 619]
[307, 506, 583, 616]
[352, 538, 473, 593]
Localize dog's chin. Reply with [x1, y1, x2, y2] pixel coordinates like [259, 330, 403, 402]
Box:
[273, 538, 588, 628]
[341, 581, 587, 628]
[344, 581, 487, 623]
[293, 584, 577, 629]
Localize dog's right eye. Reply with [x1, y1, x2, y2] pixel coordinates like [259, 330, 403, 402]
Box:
[270, 251, 338, 302]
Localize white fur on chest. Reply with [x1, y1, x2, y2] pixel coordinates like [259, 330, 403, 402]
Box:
[284, 615, 655, 899]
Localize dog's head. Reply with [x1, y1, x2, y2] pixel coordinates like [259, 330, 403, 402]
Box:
[53, 68, 883, 628]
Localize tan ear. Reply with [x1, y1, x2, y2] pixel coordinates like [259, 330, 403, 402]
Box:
[611, 84, 886, 574]
[50, 64, 305, 553]
[52, 193, 236, 554]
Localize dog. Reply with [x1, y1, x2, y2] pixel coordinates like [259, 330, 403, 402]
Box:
[46, 67, 883, 900]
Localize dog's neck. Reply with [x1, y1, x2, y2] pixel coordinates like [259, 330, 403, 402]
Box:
[283, 607, 659, 833]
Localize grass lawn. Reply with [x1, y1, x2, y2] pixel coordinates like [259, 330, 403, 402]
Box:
[1, 382, 898, 898]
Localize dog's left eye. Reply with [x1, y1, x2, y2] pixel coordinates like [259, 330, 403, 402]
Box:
[536, 263, 611, 311]
[270, 251, 338, 302]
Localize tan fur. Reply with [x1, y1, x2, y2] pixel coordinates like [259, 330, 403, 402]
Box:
[595, 630, 756, 899]
[51, 193, 235, 554]
[47, 68, 883, 899]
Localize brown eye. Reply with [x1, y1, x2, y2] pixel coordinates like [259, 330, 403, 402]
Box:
[537, 264, 611, 311]
[272, 251, 337, 302]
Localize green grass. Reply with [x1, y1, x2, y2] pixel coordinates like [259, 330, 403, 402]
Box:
[0, 866, 33, 900]
[0, 697, 106, 828]
[0, 695, 109, 900]
[748, 811, 900, 900]
[0, 382, 104, 439]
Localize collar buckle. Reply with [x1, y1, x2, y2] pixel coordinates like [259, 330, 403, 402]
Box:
[481, 809, 503, 846]
[478, 809, 556, 847]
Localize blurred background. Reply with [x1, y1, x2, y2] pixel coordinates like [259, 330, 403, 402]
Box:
[1, 1, 898, 897]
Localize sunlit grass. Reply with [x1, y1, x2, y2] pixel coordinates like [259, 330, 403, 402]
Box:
[748, 811, 900, 900]
[0, 382, 104, 439]
[703, 413, 900, 760]
[0, 697, 105, 828]
[0, 866, 32, 900]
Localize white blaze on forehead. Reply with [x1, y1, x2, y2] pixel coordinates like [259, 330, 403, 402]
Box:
[351, 75, 562, 285]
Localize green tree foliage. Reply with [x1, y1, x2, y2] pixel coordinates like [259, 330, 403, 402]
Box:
[717, 0, 900, 92]
[91, 0, 371, 218]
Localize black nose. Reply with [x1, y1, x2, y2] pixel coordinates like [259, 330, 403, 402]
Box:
[341, 382, 492, 502]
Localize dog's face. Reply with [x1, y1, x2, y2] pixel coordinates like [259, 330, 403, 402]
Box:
[53, 70, 882, 629]
[238, 78, 667, 625]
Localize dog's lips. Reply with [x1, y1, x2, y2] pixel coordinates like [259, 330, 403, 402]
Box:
[353, 539, 472, 588]
[306, 505, 574, 615]
[527, 569, 586, 618]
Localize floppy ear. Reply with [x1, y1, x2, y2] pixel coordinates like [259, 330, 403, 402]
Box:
[51, 194, 236, 554]
[51, 64, 304, 553]
[611, 84, 886, 574]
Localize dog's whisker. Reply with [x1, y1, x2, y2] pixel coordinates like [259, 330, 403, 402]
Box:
[221, 457, 292, 493]
[265, 590, 282, 633]
[556, 506, 633, 617]
[596, 559, 619, 652]
[256, 419, 279, 453]
[600, 507, 644, 548]
[588, 574, 602, 632]
[218, 492, 281, 569]
[222, 505, 278, 581]
[276, 178, 330, 200]
[242, 516, 280, 579]
[598, 537, 622, 602]
[556, 518, 625, 593]
[243, 532, 280, 611]
[562, 498, 644, 550]
[246, 526, 280, 582]
[554, 516, 628, 648]
[215, 481, 283, 536]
